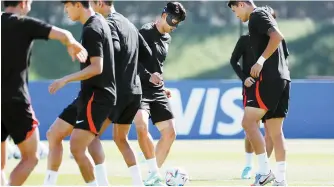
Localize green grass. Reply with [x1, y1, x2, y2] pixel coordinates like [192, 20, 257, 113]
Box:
[5, 139, 334, 186]
[163, 19, 316, 80]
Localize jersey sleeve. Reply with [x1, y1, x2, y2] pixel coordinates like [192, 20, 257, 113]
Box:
[83, 27, 104, 58]
[230, 36, 247, 81]
[138, 63, 151, 82]
[138, 32, 153, 65]
[23, 16, 52, 40]
[249, 11, 276, 35]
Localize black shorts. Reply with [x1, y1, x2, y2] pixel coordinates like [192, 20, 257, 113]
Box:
[246, 77, 290, 121]
[109, 94, 141, 124]
[1, 101, 39, 144]
[243, 86, 267, 123]
[139, 90, 174, 124]
[59, 90, 114, 135]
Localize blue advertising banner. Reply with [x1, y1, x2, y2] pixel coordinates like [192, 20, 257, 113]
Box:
[29, 80, 334, 140]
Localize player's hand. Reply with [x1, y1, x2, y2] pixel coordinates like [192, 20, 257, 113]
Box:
[250, 63, 263, 78]
[48, 77, 68, 94]
[67, 41, 88, 63]
[244, 77, 255, 87]
[149, 72, 163, 86]
[163, 88, 172, 98]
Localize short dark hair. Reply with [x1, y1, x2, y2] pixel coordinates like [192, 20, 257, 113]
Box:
[163, 2, 186, 21]
[227, 0, 253, 8]
[61, 1, 90, 9]
[102, 0, 113, 6]
[3, 1, 22, 8]
[92, 0, 113, 6]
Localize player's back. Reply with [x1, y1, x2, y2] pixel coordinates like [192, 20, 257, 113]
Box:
[1, 13, 51, 103]
[107, 12, 141, 95]
[80, 14, 116, 102]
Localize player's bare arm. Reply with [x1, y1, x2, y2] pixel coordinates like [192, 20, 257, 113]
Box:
[48, 57, 103, 94]
[262, 26, 284, 59]
[48, 27, 88, 63]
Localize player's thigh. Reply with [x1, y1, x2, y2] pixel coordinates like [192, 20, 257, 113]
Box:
[74, 92, 113, 135]
[48, 118, 75, 141]
[243, 106, 267, 122]
[2, 102, 39, 145]
[150, 94, 174, 125]
[1, 121, 9, 143]
[98, 118, 112, 136]
[1, 141, 6, 169]
[70, 129, 96, 152]
[17, 127, 40, 158]
[134, 100, 151, 128]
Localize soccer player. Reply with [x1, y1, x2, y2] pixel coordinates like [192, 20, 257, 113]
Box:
[88, 0, 161, 185]
[228, 0, 290, 186]
[134, 2, 186, 186]
[1, 0, 87, 185]
[230, 6, 276, 179]
[45, 1, 116, 186]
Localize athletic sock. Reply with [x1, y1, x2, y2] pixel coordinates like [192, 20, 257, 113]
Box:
[95, 163, 110, 186]
[275, 161, 286, 182]
[147, 157, 159, 173]
[257, 152, 270, 175]
[129, 165, 144, 186]
[245, 152, 253, 168]
[43, 170, 58, 186]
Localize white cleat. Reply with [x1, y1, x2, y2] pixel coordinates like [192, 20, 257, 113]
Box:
[252, 170, 275, 186]
[272, 180, 287, 186]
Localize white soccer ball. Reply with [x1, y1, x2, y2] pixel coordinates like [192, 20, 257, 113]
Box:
[165, 167, 189, 186]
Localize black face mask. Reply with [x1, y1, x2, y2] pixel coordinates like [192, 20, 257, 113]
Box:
[166, 13, 180, 27]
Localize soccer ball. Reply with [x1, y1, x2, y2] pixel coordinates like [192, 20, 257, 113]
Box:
[165, 167, 189, 186]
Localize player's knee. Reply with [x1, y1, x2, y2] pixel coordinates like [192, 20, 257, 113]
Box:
[241, 117, 250, 130]
[161, 124, 176, 141]
[46, 128, 64, 144]
[113, 133, 127, 146]
[70, 144, 85, 160]
[135, 123, 148, 137]
[269, 130, 284, 141]
[21, 153, 39, 167]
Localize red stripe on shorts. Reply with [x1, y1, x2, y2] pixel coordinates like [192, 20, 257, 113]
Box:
[255, 74, 268, 110]
[87, 93, 97, 134]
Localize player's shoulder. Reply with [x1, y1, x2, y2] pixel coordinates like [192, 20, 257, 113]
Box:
[2, 13, 42, 26]
[140, 22, 155, 32]
[250, 7, 274, 21]
[83, 14, 108, 34]
[108, 12, 135, 30]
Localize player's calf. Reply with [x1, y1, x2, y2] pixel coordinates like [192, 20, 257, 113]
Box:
[155, 119, 176, 168]
[44, 118, 73, 185]
[88, 132, 110, 186]
[134, 110, 155, 160]
[114, 124, 144, 186]
[70, 129, 96, 185]
[266, 118, 287, 184]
